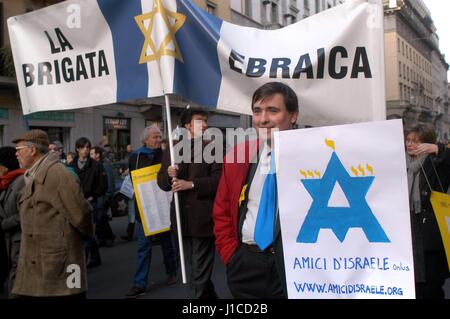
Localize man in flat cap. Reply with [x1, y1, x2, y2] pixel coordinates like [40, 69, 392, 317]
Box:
[12, 129, 93, 298]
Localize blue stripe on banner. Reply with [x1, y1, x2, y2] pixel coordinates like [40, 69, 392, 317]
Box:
[97, 0, 148, 102]
[174, 0, 222, 108]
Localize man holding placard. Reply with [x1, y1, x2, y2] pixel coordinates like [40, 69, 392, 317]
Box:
[125, 126, 177, 298]
[213, 82, 299, 298]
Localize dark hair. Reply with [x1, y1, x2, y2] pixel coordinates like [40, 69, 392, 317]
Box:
[92, 146, 104, 160]
[405, 125, 436, 144]
[251, 82, 299, 114]
[0, 146, 20, 170]
[180, 107, 208, 127]
[75, 137, 92, 150]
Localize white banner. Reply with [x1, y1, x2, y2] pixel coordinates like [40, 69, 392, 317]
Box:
[275, 120, 415, 299]
[8, 0, 386, 127]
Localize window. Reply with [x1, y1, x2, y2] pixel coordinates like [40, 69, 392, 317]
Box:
[397, 38, 400, 53]
[304, 0, 310, 9]
[315, 0, 320, 13]
[271, 3, 278, 24]
[399, 62, 402, 77]
[206, 1, 216, 16]
[402, 42, 404, 56]
[244, 0, 252, 17]
[261, 3, 267, 24]
[286, 14, 297, 25]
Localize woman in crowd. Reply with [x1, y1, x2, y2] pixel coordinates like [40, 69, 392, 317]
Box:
[405, 125, 450, 299]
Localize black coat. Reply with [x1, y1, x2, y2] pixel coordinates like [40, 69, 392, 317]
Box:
[157, 139, 222, 237]
[410, 143, 450, 283]
[129, 148, 162, 223]
[70, 156, 107, 200]
[0, 227, 7, 293]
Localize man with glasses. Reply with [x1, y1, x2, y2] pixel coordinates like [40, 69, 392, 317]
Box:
[48, 140, 66, 163]
[12, 129, 93, 298]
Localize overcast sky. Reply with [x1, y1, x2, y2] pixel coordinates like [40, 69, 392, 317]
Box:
[422, 0, 450, 77]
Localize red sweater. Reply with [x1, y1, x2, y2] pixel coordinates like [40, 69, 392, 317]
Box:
[213, 140, 260, 265]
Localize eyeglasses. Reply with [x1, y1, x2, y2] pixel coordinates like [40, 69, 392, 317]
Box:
[405, 138, 419, 144]
[15, 145, 30, 151]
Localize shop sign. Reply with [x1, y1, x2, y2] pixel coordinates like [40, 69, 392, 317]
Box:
[104, 117, 130, 130]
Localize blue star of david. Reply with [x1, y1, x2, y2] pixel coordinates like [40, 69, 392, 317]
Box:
[297, 152, 390, 243]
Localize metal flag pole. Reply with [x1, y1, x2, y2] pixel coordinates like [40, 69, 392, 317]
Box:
[164, 94, 187, 284]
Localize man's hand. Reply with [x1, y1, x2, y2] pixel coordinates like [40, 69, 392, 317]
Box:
[171, 178, 193, 192]
[168, 165, 179, 178]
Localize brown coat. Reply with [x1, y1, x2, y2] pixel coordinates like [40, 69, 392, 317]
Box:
[12, 154, 93, 297]
[157, 139, 222, 237]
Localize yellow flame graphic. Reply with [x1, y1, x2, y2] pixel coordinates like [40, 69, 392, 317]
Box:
[358, 164, 365, 176]
[300, 170, 307, 179]
[366, 164, 373, 175]
[307, 170, 314, 178]
[314, 170, 321, 178]
[325, 139, 335, 151]
[351, 166, 359, 176]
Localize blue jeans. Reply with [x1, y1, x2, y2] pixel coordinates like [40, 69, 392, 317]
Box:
[133, 221, 177, 289]
[128, 198, 136, 224]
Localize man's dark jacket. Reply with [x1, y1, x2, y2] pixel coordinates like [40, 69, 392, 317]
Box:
[70, 156, 107, 200]
[157, 139, 222, 237]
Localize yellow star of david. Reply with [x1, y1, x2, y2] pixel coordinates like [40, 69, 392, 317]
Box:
[134, 0, 186, 64]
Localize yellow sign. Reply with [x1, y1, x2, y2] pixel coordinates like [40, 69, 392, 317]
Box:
[131, 163, 171, 236]
[135, 0, 186, 64]
[430, 191, 450, 271]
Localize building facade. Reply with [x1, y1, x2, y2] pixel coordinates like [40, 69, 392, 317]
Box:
[230, 0, 344, 29]
[0, 0, 242, 160]
[384, 0, 449, 139]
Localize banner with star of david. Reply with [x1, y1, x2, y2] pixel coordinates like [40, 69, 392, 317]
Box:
[8, 0, 385, 127]
[275, 119, 415, 299]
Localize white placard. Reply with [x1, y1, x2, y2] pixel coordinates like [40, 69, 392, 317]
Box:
[275, 119, 415, 299]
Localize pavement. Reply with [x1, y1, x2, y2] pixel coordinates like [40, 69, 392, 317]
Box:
[86, 216, 232, 299]
[86, 215, 450, 299]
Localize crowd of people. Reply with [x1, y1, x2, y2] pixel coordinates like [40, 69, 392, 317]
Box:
[0, 82, 448, 299]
